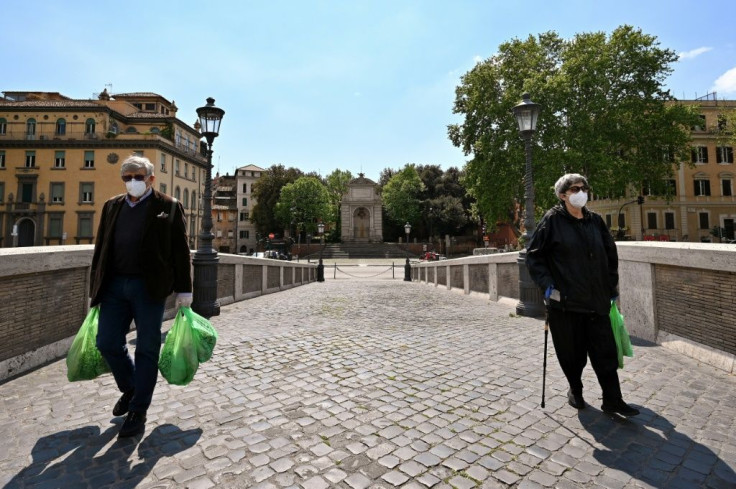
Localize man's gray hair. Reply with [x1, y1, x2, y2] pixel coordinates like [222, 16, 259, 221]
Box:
[554, 173, 588, 198]
[120, 155, 154, 176]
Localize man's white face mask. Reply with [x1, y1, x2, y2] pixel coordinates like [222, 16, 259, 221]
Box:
[126, 179, 148, 198]
[568, 190, 588, 208]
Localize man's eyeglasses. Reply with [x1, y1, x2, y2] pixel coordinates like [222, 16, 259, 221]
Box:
[567, 185, 589, 193]
[122, 175, 147, 182]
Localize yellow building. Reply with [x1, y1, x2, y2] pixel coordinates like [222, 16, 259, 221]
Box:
[588, 94, 736, 243]
[0, 89, 207, 248]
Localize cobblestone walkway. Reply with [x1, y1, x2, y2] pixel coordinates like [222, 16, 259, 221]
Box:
[1, 277, 735, 488]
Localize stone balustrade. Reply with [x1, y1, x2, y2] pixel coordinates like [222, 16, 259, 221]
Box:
[0, 246, 316, 381]
[411, 242, 736, 374]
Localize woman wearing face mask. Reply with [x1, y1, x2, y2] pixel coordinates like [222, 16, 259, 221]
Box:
[89, 155, 193, 438]
[526, 173, 639, 416]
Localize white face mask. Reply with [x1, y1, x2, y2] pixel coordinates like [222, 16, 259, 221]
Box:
[125, 179, 148, 198]
[568, 190, 588, 208]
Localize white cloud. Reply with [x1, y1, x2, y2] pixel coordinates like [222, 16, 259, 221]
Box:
[473, 55, 483, 64]
[712, 67, 736, 95]
[678, 47, 713, 60]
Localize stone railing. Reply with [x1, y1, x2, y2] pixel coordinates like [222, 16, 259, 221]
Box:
[0, 246, 316, 382]
[411, 242, 736, 374]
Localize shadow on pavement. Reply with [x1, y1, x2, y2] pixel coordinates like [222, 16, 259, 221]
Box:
[3, 423, 202, 489]
[577, 406, 736, 488]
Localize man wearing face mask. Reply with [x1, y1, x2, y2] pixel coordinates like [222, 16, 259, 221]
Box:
[90, 155, 193, 438]
[526, 173, 639, 416]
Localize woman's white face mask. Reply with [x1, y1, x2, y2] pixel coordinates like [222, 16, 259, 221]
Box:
[568, 190, 588, 208]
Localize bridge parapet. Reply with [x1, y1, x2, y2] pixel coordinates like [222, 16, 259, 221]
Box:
[0, 247, 316, 381]
[411, 242, 736, 374]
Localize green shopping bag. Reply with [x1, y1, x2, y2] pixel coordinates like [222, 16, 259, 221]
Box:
[158, 308, 199, 386]
[610, 301, 634, 369]
[181, 307, 218, 362]
[66, 306, 110, 381]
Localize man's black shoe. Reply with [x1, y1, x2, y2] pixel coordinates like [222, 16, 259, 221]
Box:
[112, 390, 134, 417]
[567, 390, 586, 409]
[118, 411, 146, 438]
[601, 399, 640, 417]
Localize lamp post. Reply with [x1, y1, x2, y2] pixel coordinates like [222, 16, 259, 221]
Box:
[512, 93, 545, 318]
[192, 97, 224, 319]
[404, 222, 412, 281]
[317, 221, 325, 282]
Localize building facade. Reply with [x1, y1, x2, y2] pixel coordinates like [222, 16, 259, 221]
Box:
[0, 89, 207, 248]
[211, 173, 237, 253]
[235, 164, 264, 253]
[340, 173, 383, 242]
[588, 95, 736, 243]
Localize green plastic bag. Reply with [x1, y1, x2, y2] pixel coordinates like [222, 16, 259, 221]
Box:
[181, 307, 218, 362]
[610, 301, 634, 369]
[66, 306, 110, 381]
[158, 308, 199, 385]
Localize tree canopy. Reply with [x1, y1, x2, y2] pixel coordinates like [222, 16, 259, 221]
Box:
[381, 165, 425, 236]
[250, 164, 304, 236]
[274, 176, 331, 237]
[448, 25, 701, 229]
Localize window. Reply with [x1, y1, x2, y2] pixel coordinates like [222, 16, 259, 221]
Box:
[25, 151, 36, 167]
[692, 146, 709, 164]
[228, 230, 234, 238]
[26, 118, 36, 136]
[85, 118, 96, 134]
[175, 159, 180, 176]
[242, 183, 247, 192]
[667, 179, 677, 196]
[184, 163, 189, 179]
[242, 197, 247, 206]
[110, 122, 119, 134]
[191, 191, 196, 209]
[665, 212, 675, 230]
[48, 214, 63, 238]
[84, 151, 94, 168]
[694, 179, 711, 196]
[723, 178, 733, 197]
[56, 118, 66, 135]
[0, 117, 6, 134]
[151, 127, 160, 134]
[0, 182, 4, 202]
[125, 127, 138, 134]
[0, 150, 5, 168]
[145, 103, 156, 111]
[54, 151, 65, 168]
[174, 186, 180, 200]
[78, 213, 94, 238]
[160, 154, 167, 172]
[239, 230, 248, 239]
[160, 183, 167, 194]
[80, 183, 94, 203]
[240, 211, 249, 221]
[50, 183, 64, 203]
[692, 114, 706, 131]
[717, 146, 734, 164]
[216, 230, 222, 238]
[132, 151, 143, 157]
[605, 214, 612, 228]
[718, 114, 728, 131]
[699, 212, 710, 230]
[647, 212, 657, 230]
[183, 189, 189, 208]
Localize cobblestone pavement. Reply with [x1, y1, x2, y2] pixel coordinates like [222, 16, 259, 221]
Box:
[1, 274, 735, 488]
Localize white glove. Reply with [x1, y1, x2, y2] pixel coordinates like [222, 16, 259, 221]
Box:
[175, 293, 193, 308]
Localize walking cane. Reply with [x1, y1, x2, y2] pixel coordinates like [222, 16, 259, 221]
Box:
[541, 312, 549, 408]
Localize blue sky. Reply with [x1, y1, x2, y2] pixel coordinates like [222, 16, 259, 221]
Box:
[3, 0, 736, 182]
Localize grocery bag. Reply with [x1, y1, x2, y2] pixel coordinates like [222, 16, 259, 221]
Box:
[66, 306, 110, 381]
[158, 308, 199, 385]
[181, 307, 218, 362]
[609, 301, 634, 369]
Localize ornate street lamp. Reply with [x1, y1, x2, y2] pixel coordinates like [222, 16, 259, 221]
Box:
[513, 93, 545, 317]
[192, 97, 224, 319]
[404, 222, 412, 282]
[317, 221, 325, 282]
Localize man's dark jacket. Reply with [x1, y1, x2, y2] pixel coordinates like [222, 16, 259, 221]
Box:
[90, 190, 192, 306]
[526, 204, 618, 315]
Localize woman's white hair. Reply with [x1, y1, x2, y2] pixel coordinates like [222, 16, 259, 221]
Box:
[120, 155, 154, 176]
[553, 173, 588, 198]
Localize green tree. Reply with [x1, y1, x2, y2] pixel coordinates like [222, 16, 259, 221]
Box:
[448, 25, 700, 230]
[381, 165, 424, 238]
[251, 164, 303, 236]
[324, 169, 353, 241]
[274, 176, 331, 239]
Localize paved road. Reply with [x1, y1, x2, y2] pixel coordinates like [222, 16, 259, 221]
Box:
[1, 274, 735, 488]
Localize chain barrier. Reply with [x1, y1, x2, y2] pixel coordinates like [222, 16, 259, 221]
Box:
[333, 264, 397, 279]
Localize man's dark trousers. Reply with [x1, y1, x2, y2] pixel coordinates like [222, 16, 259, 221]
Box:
[547, 308, 623, 403]
[96, 275, 166, 413]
